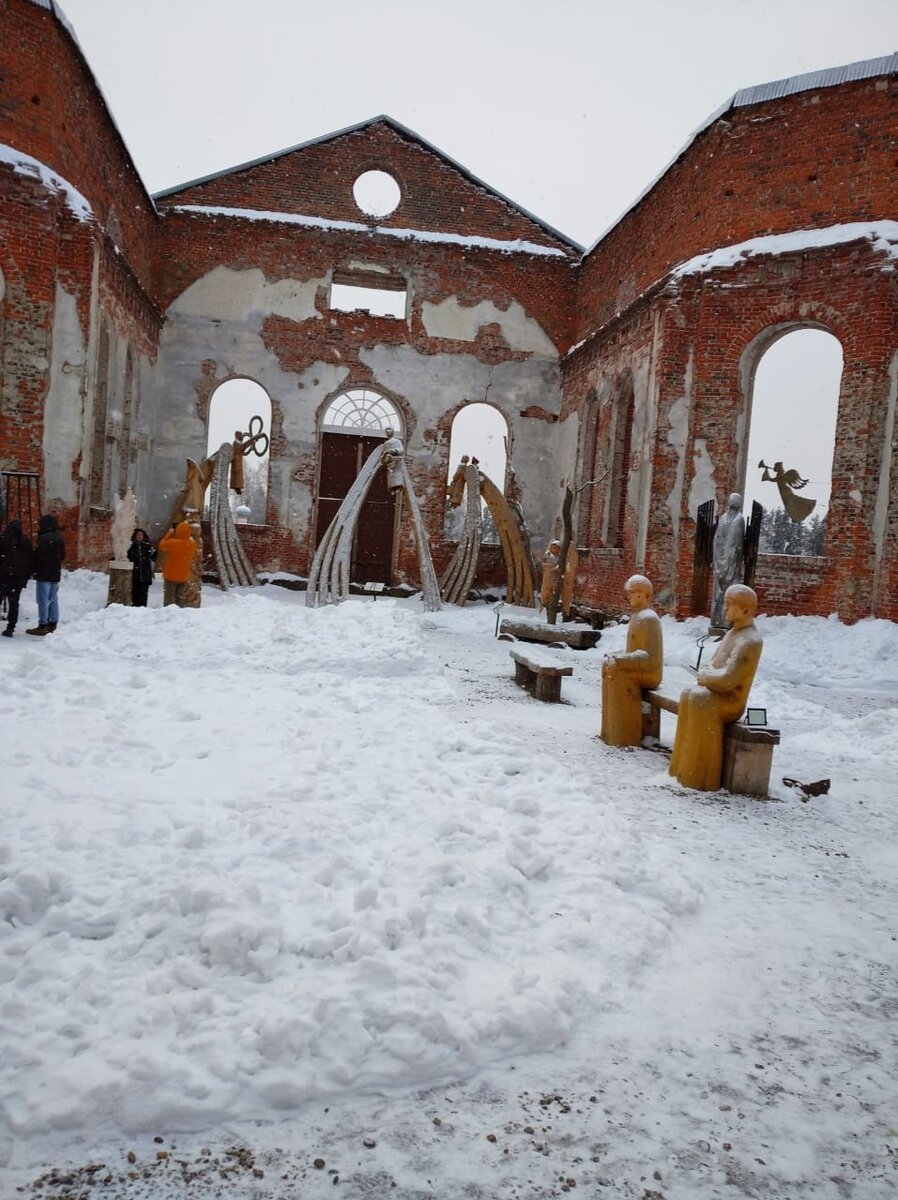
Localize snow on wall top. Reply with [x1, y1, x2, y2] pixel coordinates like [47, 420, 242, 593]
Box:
[0, 142, 92, 221]
[565, 220, 898, 360]
[671, 221, 898, 279]
[168, 203, 571, 258]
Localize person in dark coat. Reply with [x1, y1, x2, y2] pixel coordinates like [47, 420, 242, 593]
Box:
[26, 514, 66, 636]
[127, 528, 157, 607]
[0, 520, 34, 637]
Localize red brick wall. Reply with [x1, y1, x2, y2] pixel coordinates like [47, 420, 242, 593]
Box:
[564, 239, 898, 622]
[156, 120, 575, 254]
[153, 208, 573, 582]
[575, 75, 898, 342]
[3, 0, 896, 620]
[1, 0, 157, 283]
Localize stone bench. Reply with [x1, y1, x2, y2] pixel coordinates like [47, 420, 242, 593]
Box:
[641, 687, 780, 798]
[499, 618, 601, 650]
[510, 648, 574, 703]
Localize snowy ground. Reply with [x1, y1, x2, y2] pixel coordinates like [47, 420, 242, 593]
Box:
[2, 572, 897, 1199]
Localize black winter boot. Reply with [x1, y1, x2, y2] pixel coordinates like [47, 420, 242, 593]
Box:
[1, 628, 12, 638]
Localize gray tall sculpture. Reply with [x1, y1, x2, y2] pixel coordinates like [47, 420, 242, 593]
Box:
[710, 492, 746, 631]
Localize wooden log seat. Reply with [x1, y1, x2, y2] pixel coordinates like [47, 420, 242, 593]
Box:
[499, 618, 602, 651]
[509, 648, 574, 703]
[641, 687, 780, 798]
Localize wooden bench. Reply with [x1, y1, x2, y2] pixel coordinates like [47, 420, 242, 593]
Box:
[641, 687, 780, 798]
[510, 648, 574, 703]
[499, 617, 601, 651]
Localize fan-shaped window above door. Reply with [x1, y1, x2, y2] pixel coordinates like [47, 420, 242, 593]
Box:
[321, 388, 403, 435]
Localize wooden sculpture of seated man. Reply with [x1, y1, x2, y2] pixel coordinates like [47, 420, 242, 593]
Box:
[669, 583, 763, 791]
[600, 574, 664, 747]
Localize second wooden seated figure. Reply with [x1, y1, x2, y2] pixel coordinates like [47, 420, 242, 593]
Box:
[669, 583, 764, 791]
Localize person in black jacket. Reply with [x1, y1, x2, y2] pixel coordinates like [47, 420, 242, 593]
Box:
[0, 520, 34, 637]
[127, 528, 157, 607]
[26, 514, 66, 636]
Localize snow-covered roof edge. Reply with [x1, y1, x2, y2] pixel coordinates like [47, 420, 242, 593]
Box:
[582, 52, 898, 259]
[167, 203, 570, 257]
[152, 115, 583, 255]
[565, 220, 898, 361]
[22, 0, 157, 213]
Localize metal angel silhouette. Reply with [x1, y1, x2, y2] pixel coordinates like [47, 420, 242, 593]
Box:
[758, 460, 817, 522]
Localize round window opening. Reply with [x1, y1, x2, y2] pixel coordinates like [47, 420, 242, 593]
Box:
[353, 170, 401, 219]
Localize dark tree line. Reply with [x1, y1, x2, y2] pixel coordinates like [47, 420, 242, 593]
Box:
[759, 507, 827, 556]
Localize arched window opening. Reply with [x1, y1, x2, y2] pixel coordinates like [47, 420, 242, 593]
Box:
[603, 381, 633, 548]
[744, 328, 841, 557]
[207, 378, 272, 524]
[117, 347, 135, 497]
[444, 403, 508, 544]
[89, 323, 111, 508]
[321, 387, 403, 435]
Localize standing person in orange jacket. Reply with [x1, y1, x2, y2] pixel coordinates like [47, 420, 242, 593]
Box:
[158, 521, 198, 608]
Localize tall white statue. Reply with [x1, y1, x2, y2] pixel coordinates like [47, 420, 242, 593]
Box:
[111, 489, 137, 564]
[711, 492, 745, 630]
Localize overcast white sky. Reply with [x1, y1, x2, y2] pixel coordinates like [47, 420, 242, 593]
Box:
[60, 0, 898, 248]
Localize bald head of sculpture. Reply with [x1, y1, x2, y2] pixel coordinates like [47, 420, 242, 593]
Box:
[723, 583, 758, 627]
[624, 573, 653, 611]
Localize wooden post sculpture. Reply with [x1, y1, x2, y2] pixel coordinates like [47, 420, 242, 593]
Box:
[540, 536, 578, 622]
[600, 574, 664, 747]
[669, 583, 763, 791]
[169, 416, 268, 592]
[307, 432, 441, 611]
[441, 456, 534, 607]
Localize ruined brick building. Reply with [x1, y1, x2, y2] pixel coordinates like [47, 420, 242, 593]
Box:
[2, 0, 896, 621]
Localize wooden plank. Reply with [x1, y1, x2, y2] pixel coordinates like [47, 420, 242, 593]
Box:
[643, 688, 680, 714]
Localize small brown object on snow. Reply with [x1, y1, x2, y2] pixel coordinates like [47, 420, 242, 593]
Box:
[782, 776, 831, 801]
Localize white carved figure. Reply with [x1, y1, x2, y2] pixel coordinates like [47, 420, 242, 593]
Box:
[381, 427, 405, 493]
[111, 489, 137, 564]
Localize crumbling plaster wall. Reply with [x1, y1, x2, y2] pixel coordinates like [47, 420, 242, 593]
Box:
[148, 265, 330, 540]
[42, 281, 86, 510]
[148, 254, 567, 576]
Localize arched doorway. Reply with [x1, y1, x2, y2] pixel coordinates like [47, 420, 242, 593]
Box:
[315, 387, 404, 583]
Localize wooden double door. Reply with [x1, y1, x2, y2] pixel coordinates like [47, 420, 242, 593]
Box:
[314, 432, 397, 584]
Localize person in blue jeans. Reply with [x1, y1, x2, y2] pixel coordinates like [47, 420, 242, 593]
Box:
[27, 514, 66, 635]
